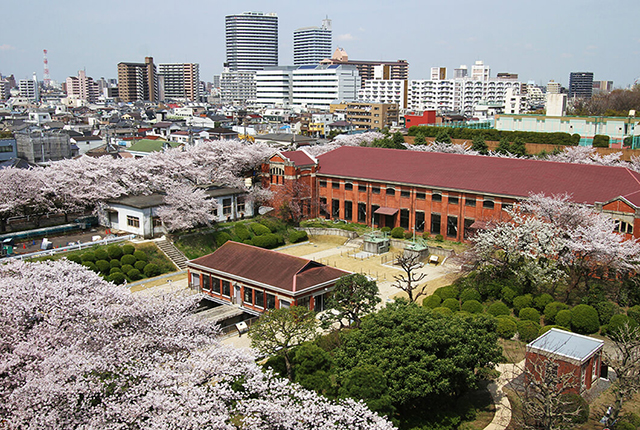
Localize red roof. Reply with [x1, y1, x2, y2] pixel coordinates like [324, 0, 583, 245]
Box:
[188, 241, 347, 295]
[317, 146, 640, 206]
[281, 150, 316, 167]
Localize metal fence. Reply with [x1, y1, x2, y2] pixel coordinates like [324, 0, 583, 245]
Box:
[5, 234, 137, 261]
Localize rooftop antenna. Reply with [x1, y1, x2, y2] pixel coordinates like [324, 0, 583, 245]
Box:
[43, 49, 50, 88]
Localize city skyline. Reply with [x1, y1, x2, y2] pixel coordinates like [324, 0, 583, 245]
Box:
[1, 0, 639, 88]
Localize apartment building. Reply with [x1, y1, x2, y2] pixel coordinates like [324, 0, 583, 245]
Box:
[320, 48, 408, 87]
[358, 79, 408, 109]
[225, 11, 278, 71]
[117, 57, 158, 102]
[158, 63, 200, 101]
[330, 101, 398, 130]
[65, 70, 100, 103]
[293, 18, 332, 66]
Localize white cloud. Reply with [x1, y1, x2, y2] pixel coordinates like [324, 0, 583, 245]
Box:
[0, 44, 16, 51]
[337, 33, 355, 41]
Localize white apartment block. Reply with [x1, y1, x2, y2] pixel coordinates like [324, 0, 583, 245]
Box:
[293, 18, 332, 66]
[254, 67, 295, 106]
[66, 70, 100, 103]
[19, 74, 39, 102]
[358, 79, 407, 109]
[221, 70, 256, 105]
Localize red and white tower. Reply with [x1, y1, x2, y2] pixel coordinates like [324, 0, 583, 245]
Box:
[43, 49, 51, 88]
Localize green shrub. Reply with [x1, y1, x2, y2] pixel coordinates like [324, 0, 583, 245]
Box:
[461, 300, 483, 314]
[391, 227, 405, 238]
[434, 285, 459, 300]
[133, 250, 147, 261]
[66, 254, 82, 264]
[109, 267, 122, 275]
[606, 314, 637, 335]
[234, 224, 252, 241]
[555, 310, 572, 328]
[110, 259, 121, 268]
[621, 413, 640, 429]
[501, 287, 518, 305]
[533, 294, 554, 311]
[381, 227, 391, 233]
[81, 251, 96, 263]
[538, 325, 570, 336]
[423, 295, 442, 309]
[496, 317, 517, 339]
[107, 272, 126, 285]
[570, 304, 600, 334]
[122, 244, 135, 255]
[252, 234, 276, 248]
[273, 233, 285, 246]
[404, 231, 413, 239]
[289, 230, 309, 243]
[422, 232, 430, 240]
[215, 232, 231, 247]
[517, 320, 541, 342]
[95, 249, 109, 261]
[544, 301, 570, 324]
[127, 268, 142, 281]
[627, 305, 640, 325]
[432, 306, 453, 316]
[121, 254, 136, 266]
[592, 134, 610, 148]
[519, 307, 541, 323]
[442, 298, 460, 312]
[121, 264, 134, 273]
[435, 234, 444, 242]
[513, 294, 534, 313]
[488, 301, 511, 317]
[95, 260, 111, 274]
[595, 301, 619, 325]
[250, 223, 271, 236]
[460, 288, 481, 303]
[560, 393, 589, 423]
[259, 218, 280, 233]
[143, 263, 161, 278]
[107, 245, 123, 260]
[616, 422, 636, 430]
[134, 260, 147, 271]
[82, 261, 98, 272]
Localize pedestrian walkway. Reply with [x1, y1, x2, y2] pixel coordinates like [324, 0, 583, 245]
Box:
[484, 360, 525, 430]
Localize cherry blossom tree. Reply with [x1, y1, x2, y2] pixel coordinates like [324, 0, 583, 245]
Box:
[408, 141, 479, 155]
[0, 259, 394, 429]
[157, 183, 219, 232]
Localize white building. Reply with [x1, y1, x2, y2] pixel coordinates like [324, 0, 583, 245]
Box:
[221, 70, 256, 105]
[547, 80, 562, 94]
[19, 73, 39, 102]
[471, 60, 490, 82]
[358, 79, 407, 109]
[293, 18, 332, 66]
[66, 70, 100, 103]
[254, 67, 295, 106]
[158, 63, 200, 101]
[225, 11, 278, 71]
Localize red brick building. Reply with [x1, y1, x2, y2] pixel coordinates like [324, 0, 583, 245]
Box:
[187, 241, 348, 314]
[264, 146, 640, 242]
[404, 110, 437, 127]
[525, 328, 604, 395]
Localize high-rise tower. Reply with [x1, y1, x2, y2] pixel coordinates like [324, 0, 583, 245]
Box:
[117, 57, 158, 102]
[225, 11, 278, 71]
[158, 63, 200, 101]
[293, 17, 332, 66]
[568, 72, 594, 99]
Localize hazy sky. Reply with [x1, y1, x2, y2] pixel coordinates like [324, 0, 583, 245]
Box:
[2, 0, 639, 88]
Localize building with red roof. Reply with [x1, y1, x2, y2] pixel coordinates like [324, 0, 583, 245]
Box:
[264, 146, 640, 242]
[187, 241, 348, 313]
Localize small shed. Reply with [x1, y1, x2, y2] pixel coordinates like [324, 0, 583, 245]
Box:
[525, 328, 604, 395]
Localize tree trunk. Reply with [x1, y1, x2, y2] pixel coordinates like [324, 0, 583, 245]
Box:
[283, 351, 294, 381]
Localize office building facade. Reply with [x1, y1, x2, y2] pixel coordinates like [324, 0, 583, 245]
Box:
[293, 18, 332, 65]
[225, 11, 278, 71]
[568, 72, 594, 99]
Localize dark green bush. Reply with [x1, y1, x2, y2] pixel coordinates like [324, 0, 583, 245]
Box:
[592, 134, 610, 148]
[501, 287, 518, 305]
[134, 260, 147, 271]
[517, 320, 541, 343]
[82, 261, 98, 272]
[570, 304, 600, 334]
[435, 234, 444, 242]
[81, 251, 96, 263]
[215, 232, 231, 247]
[95, 260, 111, 274]
[560, 393, 589, 423]
[423, 295, 442, 309]
[404, 231, 413, 239]
[621, 413, 640, 429]
[122, 244, 135, 255]
[95, 249, 109, 261]
[434, 285, 458, 300]
[391, 227, 405, 238]
[555, 310, 572, 328]
[252, 234, 278, 249]
[109, 267, 122, 275]
[250, 223, 271, 236]
[144, 263, 161, 278]
[121, 254, 136, 266]
[121, 264, 134, 273]
[107, 272, 126, 285]
[488, 301, 511, 317]
[107, 245, 123, 260]
[595, 301, 619, 325]
[442, 298, 460, 312]
[133, 250, 147, 261]
[289, 230, 309, 243]
[381, 227, 391, 233]
[627, 305, 640, 325]
[432, 306, 453, 316]
[127, 268, 142, 281]
[110, 259, 121, 268]
[616, 422, 636, 430]
[606, 314, 637, 335]
[519, 307, 541, 323]
[66, 254, 82, 264]
[460, 288, 481, 303]
[422, 232, 430, 240]
[259, 218, 281, 233]
[533, 294, 554, 311]
[513, 294, 534, 313]
[234, 223, 252, 241]
[544, 301, 570, 324]
[496, 317, 517, 339]
[461, 300, 483, 314]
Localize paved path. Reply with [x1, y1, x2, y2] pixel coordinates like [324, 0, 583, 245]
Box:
[484, 360, 525, 430]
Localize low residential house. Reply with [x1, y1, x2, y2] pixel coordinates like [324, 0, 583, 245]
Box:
[525, 328, 604, 395]
[187, 241, 348, 314]
[125, 139, 181, 158]
[254, 133, 318, 148]
[102, 184, 253, 238]
[70, 135, 105, 155]
[325, 120, 354, 135]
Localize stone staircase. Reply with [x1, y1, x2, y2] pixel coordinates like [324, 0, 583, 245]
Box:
[156, 237, 188, 270]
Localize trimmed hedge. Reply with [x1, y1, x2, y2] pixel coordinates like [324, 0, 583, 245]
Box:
[133, 250, 147, 261]
[134, 260, 147, 271]
[289, 230, 309, 243]
[460, 289, 482, 303]
[67, 254, 82, 264]
[390, 227, 405, 239]
[519, 307, 541, 323]
[82, 261, 97, 272]
[627, 305, 640, 325]
[423, 295, 442, 309]
[122, 244, 135, 255]
[513, 294, 534, 313]
[570, 304, 600, 334]
[144, 263, 161, 278]
[533, 294, 554, 311]
[95, 249, 109, 261]
[110, 259, 121, 268]
[555, 310, 572, 329]
[501, 287, 517, 305]
[442, 298, 460, 312]
[517, 320, 541, 343]
[407, 125, 580, 146]
[488, 301, 511, 317]
[95, 260, 111, 274]
[121, 264, 134, 273]
[560, 393, 589, 424]
[107, 272, 126, 285]
[81, 251, 96, 263]
[432, 306, 453, 316]
[538, 325, 570, 336]
[250, 223, 271, 236]
[107, 245, 123, 260]
[234, 224, 252, 241]
[595, 301, 619, 326]
[606, 314, 637, 335]
[434, 285, 458, 300]
[127, 269, 142, 281]
[109, 267, 122, 275]
[496, 317, 517, 339]
[544, 301, 570, 324]
[461, 300, 483, 314]
[215, 232, 231, 247]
